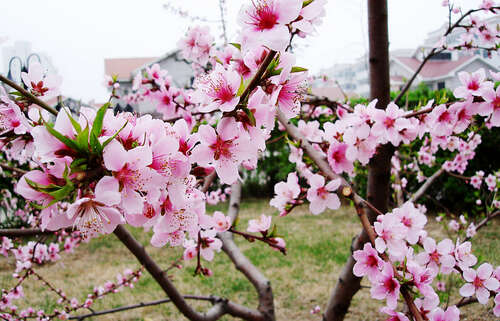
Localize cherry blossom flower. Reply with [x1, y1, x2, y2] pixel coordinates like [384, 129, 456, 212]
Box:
[374, 213, 408, 258]
[380, 307, 410, 321]
[238, 0, 302, 52]
[193, 65, 241, 112]
[66, 177, 124, 238]
[353, 243, 384, 281]
[306, 174, 341, 215]
[370, 262, 401, 309]
[460, 263, 499, 304]
[213, 211, 231, 232]
[327, 141, 353, 174]
[416, 238, 455, 274]
[247, 214, 272, 233]
[270, 172, 301, 212]
[453, 69, 493, 99]
[21, 61, 62, 100]
[429, 306, 460, 321]
[190, 118, 251, 184]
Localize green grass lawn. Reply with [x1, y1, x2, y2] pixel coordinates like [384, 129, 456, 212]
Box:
[0, 199, 498, 320]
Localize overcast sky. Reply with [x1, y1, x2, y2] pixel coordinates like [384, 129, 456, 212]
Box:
[0, 0, 479, 102]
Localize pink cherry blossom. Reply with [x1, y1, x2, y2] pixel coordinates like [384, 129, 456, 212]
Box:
[370, 262, 400, 309]
[66, 177, 124, 238]
[270, 172, 301, 212]
[453, 69, 493, 99]
[327, 141, 353, 174]
[353, 243, 384, 281]
[238, 0, 302, 52]
[21, 61, 62, 100]
[193, 65, 241, 112]
[213, 211, 231, 232]
[379, 307, 410, 321]
[416, 237, 455, 274]
[374, 213, 408, 258]
[190, 118, 251, 184]
[429, 306, 460, 321]
[306, 174, 341, 215]
[247, 214, 272, 233]
[460, 263, 499, 304]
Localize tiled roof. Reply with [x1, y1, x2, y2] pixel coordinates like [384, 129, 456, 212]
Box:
[104, 57, 158, 80]
[394, 55, 475, 79]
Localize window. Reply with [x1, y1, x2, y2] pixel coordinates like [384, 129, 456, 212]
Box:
[437, 82, 445, 90]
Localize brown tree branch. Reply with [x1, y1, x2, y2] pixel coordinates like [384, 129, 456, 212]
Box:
[113, 225, 264, 321]
[276, 110, 423, 321]
[218, 181, 276, 320]
[69, 296, 219, 320]
[410, 168, 445, 203]
[0, 75, 58, 116]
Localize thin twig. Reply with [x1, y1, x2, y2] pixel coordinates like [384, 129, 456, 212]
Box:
[0, 75, 58, 116]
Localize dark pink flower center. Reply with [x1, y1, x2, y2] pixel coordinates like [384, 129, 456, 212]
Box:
[210, 137, 233, 160]
[401, 216, 412, 227]
[316, 186, 328, 199]
[429, 250, 440, 263]
[162, 95, 171, 105]
[31, 81, 49, 95]
[251, 2, 279, 30]
[438, 110, 451, 123]
[473, 276, 484, 289]
[468, 80, 479, 91]
[366, 254, 379, 268]
[384, 277, 398, 293]
[383, 117, 395, 128]
[331, 149, 344, 163]
[493, 96, 500, 110]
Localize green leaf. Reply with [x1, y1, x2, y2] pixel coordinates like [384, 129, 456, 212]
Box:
[91, 103, 109, 140]
[268, 224, 278, 238]
[291, 66, 308, 73]
[229, 43, 241, 50]
[102, 120, 128, 148]
[243, 107, 256, 127]
[232, 216, 240, 229]
[70, 158, 87, 171]
[62, 108, 82, 134]
[303, 0, 314, 7]
[89, 131, 103, 155]
[236, 76, 246, 97]
[44, 121, 79, 152]
[75, 125, 90, 152]
[24, 178, 60, 194]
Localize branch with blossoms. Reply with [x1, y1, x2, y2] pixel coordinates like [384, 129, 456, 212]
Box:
[0, 0, 499, 321]
[394, 4, 500, 104]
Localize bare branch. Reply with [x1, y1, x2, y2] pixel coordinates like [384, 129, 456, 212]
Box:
[69, 296, 217, 320]
[218, 181, 275, 320]
[410, 168, 445, 203]
[113, 225, 265, 321]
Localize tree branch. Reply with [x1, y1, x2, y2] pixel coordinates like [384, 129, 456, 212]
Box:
[69, 296, 217, 320]
[0, 74, 58, 116]
[410, 168, 445, 202]
[218, 181, 275, 320]
[113, 225, 264, 321]
[276, 110, 423, 321]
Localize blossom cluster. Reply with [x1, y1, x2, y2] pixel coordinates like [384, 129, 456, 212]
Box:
[353, 201, 500, 319]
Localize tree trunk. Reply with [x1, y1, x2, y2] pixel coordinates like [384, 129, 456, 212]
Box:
[324, 1, 392, 320]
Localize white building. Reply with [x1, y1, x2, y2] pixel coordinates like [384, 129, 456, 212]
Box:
[321, 15, 500, 97]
